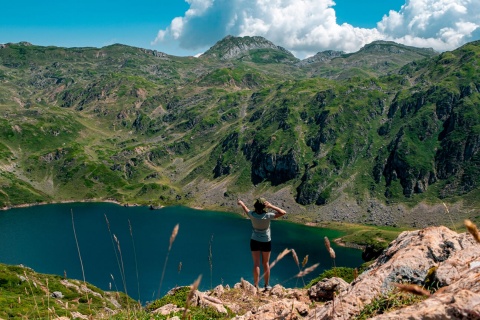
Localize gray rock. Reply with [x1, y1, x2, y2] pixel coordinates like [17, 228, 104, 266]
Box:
[308, 277, 349, 301]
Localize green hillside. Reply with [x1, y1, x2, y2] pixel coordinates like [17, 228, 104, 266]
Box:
[0, 36, 478, 227]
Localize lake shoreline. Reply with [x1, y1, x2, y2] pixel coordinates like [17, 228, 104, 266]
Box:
[0, 200, 369, 251]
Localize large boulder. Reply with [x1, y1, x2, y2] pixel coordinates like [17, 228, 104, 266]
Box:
[307, 226, 480, 319]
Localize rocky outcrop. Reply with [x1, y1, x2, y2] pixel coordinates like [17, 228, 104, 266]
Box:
[309, 226, 480, 319]
[202, 35, 297, 61]
[148, 226, 479, 319]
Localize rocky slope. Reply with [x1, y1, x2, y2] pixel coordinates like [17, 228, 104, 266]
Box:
[150, 225, 480, 319]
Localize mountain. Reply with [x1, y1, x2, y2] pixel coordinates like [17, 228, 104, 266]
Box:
[299, 40, 438, 79]
[0, 37, 478, 228]
[201, 35, 298, 64]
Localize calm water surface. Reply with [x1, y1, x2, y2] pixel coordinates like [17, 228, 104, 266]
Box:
[0, 203, 362, 303]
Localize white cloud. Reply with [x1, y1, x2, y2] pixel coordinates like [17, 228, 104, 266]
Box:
[378, 0, 480, 51]
[152, 0, 480, 58]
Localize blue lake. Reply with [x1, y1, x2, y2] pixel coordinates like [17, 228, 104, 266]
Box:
[0, 202, 363, 304]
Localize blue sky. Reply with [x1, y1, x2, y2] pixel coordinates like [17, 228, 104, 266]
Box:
[1, 0, 479, 58]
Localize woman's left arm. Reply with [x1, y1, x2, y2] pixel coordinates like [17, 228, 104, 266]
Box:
[264, 201, 286, 218]
[237, 199, 250, 215]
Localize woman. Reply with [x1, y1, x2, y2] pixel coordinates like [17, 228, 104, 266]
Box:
[237, 197, 286, 290]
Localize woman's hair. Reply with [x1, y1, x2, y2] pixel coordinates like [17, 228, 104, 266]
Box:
[254, 198, 266, 213]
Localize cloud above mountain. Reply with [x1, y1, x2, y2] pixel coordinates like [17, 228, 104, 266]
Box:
[152, 0, 480, 58]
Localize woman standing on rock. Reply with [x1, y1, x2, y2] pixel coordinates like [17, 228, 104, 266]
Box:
[237, 198, 286, 290]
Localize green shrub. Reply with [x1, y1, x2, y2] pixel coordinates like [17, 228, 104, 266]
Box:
[306, 267, 358, 288]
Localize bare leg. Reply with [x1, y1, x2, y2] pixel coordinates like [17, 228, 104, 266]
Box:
[251, 251, 261, 287]
[262, 251, 271, 287]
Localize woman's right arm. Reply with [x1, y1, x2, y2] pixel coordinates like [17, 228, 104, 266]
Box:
[265, 201, 286, 218]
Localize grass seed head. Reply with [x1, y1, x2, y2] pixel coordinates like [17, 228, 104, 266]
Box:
[464, 219, 480, 243]
[296, 263, 320, 278]
[302, 255, 309, 268]
[291, 249, 300, 266]
[270, 248, 291, 269]
[324, 237, 331, 251]
[393, 283, 430, 296]
[169, 224, 179, 250]
[329, 247, 336, 259]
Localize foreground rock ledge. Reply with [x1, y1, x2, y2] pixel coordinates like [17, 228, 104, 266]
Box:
[156, 226, 480, 319]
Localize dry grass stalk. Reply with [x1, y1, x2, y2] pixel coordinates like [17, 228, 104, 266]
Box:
[464, 219, 480, 243]
[443, 202, 458, 232]
[158, 224, 180, 298]
[291, 249, 305, 286]
[270, 248, 291, 269]
[393, 283, 431, 296]
[295, 263, 320, 278]
[128, 219, 141, 304]
[104, 214, 122, 288]
[261, 248, 291, 281]
[23, 271, 41, 318]
[169, 223, 179, 250]
[71, 210, 91, 311]
[114, 233, 130, 314]
[291, 249, 300, 267]
[354, 268, 358, 281]
[209, 234, 214, 289]
[182, 275, 202, 320]
[324, 237, 331, 251]
[302, 255, 309, 268]
[110, 274, 119, 292]
[46, 278, 50, 320]
[329, 247, 336, 259]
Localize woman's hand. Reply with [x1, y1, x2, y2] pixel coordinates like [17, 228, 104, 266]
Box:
[237, 199, 245, 206]
[264, 200, 272, 208]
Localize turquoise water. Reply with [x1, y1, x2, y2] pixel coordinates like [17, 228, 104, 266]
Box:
[0, 202, 362, 303]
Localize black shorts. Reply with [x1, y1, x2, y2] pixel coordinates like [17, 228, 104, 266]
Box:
[250, 239, 272, 252]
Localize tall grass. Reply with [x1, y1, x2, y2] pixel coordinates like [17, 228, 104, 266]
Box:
[182, 275, 202, 320]
[128, 219, 141, 304]
[324, 236, 337, 275]
[209, 234, 214, 290]
[157, 223, 179, 298]
[113, 234, 130, 315]
[23, 270, 41, 318]
[291, 249, 306, 286]
[104, 214, 123, 290]
[71, 209, 90, 311]
[443, 202, 458, 232]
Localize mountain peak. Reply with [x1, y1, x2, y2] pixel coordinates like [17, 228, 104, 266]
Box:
[201, 35, 296, 62]
[359, 40, 436, 56]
